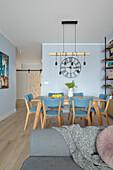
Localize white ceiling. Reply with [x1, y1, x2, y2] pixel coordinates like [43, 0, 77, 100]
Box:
[0, 0, 113, 59]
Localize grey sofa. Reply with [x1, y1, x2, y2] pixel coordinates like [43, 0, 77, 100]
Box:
[21, 129, 83, 170]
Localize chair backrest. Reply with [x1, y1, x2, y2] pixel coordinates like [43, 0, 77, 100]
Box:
[73, 92, 83, 96]
[106, 95, 110, 103]
[48, 92, 64, 97]
[24, 95, 30, 103]
[70, 97, 93, 108]
[41, 97, 64, 107]
[28, 94, 33, 101]
[24, 93, 33, 103]
[99, 94, 107, 100]
[24, 94, 34, 111]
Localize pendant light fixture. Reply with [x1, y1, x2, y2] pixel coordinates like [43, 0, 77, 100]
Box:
[55, 52, 58, 66]
[51, 21, 90, 78]
[83, 52, 86, 66]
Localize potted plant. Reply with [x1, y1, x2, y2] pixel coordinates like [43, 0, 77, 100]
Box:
[65, 80, 77, 97]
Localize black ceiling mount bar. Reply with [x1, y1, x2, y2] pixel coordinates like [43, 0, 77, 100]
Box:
[61, 21, 78, 24]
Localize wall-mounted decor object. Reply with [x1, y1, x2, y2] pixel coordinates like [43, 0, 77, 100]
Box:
[0, 52, 9, 89]
[50, 21, 90, 78]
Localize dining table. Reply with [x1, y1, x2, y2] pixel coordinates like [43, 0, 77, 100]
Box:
[32, 96, 105, 129]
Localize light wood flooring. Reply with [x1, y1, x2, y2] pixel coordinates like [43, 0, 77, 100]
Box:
[0, 99, 113, 170]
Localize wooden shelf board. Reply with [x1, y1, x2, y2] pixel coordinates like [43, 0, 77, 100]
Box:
[102, 86, 113, 89]
[102, 42, 113, 52]
[106, 78, 113, 80]
[102, 56, 113, 62]
[106, 65, 113, 69]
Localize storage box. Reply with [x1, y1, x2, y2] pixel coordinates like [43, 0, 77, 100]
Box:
[108, 70, 113, 78]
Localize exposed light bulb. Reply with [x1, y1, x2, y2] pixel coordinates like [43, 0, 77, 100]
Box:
[55, 62, 58, 66]
[83, 61, 86, 66]
[59, 71, 62, 75]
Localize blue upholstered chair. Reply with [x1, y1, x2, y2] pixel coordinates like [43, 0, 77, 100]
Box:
[69, 97, 93, 126]
[48, 92, 64, 97]
[99, 94, 107, 100]
[98, 94, 107, 108]
[73, 92, 83, 96]
[41, 97, 64, 128]
[91, 95, 110, 125]
[68, 92, 84, 120]
[24, 94, 43, 130]
[48, 92, 64, 109]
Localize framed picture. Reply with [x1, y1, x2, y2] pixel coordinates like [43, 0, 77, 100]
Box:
[0, 52, 9, 89]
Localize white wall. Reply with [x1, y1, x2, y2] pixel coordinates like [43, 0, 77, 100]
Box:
[42, 43, 105, 96]
[0, 33, 16, 121]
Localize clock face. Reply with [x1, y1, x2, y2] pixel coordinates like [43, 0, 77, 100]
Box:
[60, 57, 81, 78]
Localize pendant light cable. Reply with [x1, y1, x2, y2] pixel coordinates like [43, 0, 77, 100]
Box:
[63, 24, 64, 53]
[75, 24, 76, 53]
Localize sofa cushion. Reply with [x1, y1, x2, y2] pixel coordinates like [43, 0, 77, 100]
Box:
[96, 125, 113, 169]
[21, 156, 83, 170]
[30, 128, 70, 156]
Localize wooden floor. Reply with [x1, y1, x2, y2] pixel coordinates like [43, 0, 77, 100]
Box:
[0, 99, 113, 170]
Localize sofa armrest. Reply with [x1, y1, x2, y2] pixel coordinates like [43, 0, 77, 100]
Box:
[30, 128, 70, 156]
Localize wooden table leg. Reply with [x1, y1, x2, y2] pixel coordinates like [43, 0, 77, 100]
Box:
[93, 101, 103, 126]
[84, 119, 88, 126]
[33, 102, 41, 129]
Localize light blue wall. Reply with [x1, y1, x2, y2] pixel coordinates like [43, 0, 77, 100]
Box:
[0, 33, 16, 120]
[42, 43, 105, 96]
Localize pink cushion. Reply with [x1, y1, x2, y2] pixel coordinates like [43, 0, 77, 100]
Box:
[96, 125, 113, 169]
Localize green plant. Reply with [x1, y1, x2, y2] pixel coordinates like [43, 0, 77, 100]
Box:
[65, 80, 78, 89]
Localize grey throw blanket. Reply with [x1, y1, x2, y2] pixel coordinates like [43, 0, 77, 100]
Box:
[53, 124, 112, 170]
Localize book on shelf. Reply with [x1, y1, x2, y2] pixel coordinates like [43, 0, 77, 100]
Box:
[101, 56, 113, 61]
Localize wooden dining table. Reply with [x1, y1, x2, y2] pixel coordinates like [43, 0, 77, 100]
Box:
[32, 96, 105, 129]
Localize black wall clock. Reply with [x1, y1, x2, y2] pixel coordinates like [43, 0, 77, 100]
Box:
[60, 57, 81, 78]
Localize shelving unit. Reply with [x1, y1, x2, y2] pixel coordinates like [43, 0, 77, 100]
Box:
[102, 38, 113, 116]
[102, 37, 113, 95]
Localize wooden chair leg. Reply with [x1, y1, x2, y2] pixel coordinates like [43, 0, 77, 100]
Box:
[70, 115, 73, 125]
[45, 119, 47, 128]
[40, 113, 43, 129]
[105, 113, 110, 125]
[88, 117, 91, 126]
[48, 118, 50, 125]
[28, 114, 31, 125]
[84, 119, 88, 126]
[61, 115, 64, 125]
[42, 117, 46, 129]
[39, 113, 41, 123]
[68, 113, 70, 120]
[72, 116, 75, 124]
[24, 112, 29, 131]
[92, 113, 94, 126]
[58, 116, 61, 127]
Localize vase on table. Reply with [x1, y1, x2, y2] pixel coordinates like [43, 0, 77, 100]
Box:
[68, 88, 73, 97]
